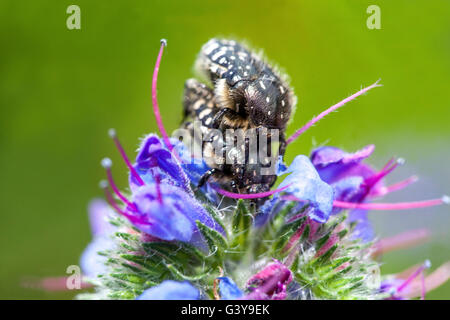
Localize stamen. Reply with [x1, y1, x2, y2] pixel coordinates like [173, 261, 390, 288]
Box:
[99, 180, 129, 217]
[216, 184, 291, 199]
[412, 261, 450, 298]
[397, 260, 431, 293]
[364, 157, 403, 189]
[286, 80, 381, 145]
[151, 39, 173, 151]
[421, 269, 426, 300]
[101, 158, 136, 210]
[370, 175, 419, 198]
[108, 128, 145, 186]
[22, 276, 92, 291]
[100, 180, 148, 225]
[333, 196, 449, 210]
[372, 228, 430, 257]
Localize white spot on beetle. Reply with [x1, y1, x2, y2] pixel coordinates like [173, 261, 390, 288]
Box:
[199, 108, 212, 119]
[212, 50, 225, 61]
[193, 100, 203, 110]
[259, 81, 266, 90]
[204, 41, 219, 55]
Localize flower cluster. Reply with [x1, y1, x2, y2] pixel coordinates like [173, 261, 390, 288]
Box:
[76, 40, 449, 300]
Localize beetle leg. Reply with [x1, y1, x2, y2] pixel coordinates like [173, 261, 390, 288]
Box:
[197, 168, 219, 189]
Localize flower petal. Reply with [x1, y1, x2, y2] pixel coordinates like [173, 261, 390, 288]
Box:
[278, 155, 334, 223]
[137, 281, 200, 300]
[311, 145, 375, 184]
[218, 277, 243, 300]
[129, 183, 224, 245]
[131, 134, 189, 190]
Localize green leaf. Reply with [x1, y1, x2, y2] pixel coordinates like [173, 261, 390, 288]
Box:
[313, 244, 339, 265]
[196, 220, 228, 253]
[110, 273, 146, 285]
[230, 200, 253, 249]
[107, 290, 138, 300]
[205, 205, 226, 232]
[166, 264, 211, 281]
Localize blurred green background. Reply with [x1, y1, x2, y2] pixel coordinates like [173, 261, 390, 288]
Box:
[0, 0, 449, 299]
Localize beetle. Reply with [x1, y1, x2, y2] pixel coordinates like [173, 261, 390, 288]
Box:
[181, 38, 297, 197]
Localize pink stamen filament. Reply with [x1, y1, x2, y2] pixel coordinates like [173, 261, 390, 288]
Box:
[22, 277, 92, 292]
[333, 197, 448, 211]
[152, 39, 173, 152]
[102, 184, 131, 217]
[102, 184, 150, 226]
[109, 129, 145, 186]
[372, 228, 430, 257]
[216, 184, 292, 199]
[406, 261, 450, 299]
[105, 167, 136, 210]
[363, 158, 402, 190]
[397, 260, 431, 293]
[380, 157, 396, 172]
[370, 175, 418, 198]
[101, 158, 137, 210]
[286, 80, 381, 145]
[421, 271, 426, 300]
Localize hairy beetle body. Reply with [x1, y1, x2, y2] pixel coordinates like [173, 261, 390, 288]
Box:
[182, 39, 297, 197]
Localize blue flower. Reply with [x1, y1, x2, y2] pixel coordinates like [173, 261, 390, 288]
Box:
[310, 145, 388, 204]
[137, 280, 200, 300]
[348, 209, 374, 242]
[124, 183, 224, 247]
[309, 145, 384, 240]
[277, 155, 334, 223]
[218, 277, 243, 300]
[131, 134, 190, 191]
[172, 139, 219, 203]
[80, 199, 116, 278]
[310, 144, 375, 184]
[131, 134, 218, 203]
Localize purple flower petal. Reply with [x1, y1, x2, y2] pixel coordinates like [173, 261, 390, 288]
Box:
[311, 145, 375, 184]
[244, 261, 292, 300]
[131, 134, 189, 191]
